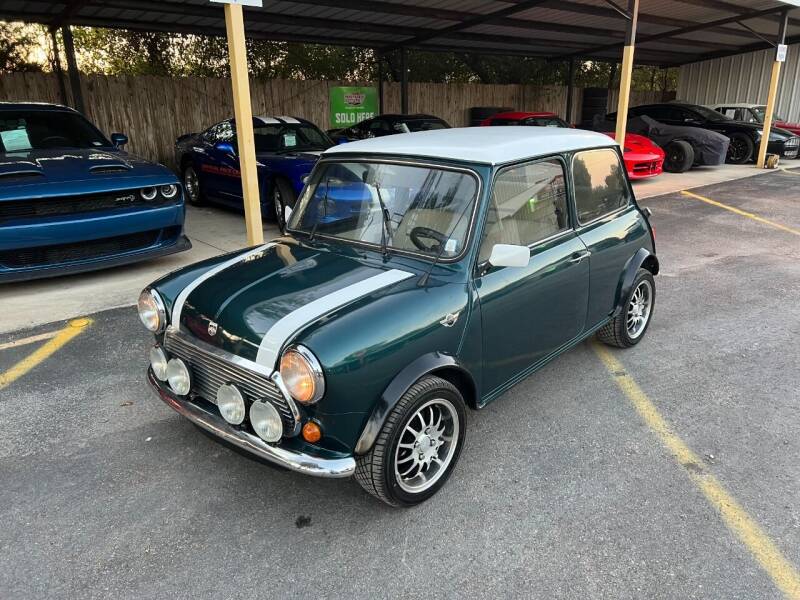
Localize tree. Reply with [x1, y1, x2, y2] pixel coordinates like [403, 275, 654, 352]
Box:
[0, 22, 45, 73]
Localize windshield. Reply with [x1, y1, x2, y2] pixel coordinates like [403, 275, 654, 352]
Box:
[288, 161, 478, 260]
[394, 119, 449, 133]
[254, 123, 333, 153]
[0, 110, 109, 153]
[691, 105, 730, 123]
[490, 117, 567, 128]
[752, 106, 786, 123]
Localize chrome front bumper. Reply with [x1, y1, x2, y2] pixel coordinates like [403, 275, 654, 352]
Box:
[148, 370, 356, 478]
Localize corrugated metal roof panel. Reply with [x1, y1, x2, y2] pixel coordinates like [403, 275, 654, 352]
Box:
[0, 0, 797, 66]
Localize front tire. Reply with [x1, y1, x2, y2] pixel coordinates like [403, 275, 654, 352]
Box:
[596, 268, 655, 348]
[182, 165, 204, 206]
[663, 140, 694, 173]
[727, 133, 754, 164]
[271, 178, 297, 233]
[355, 375, 467, 507]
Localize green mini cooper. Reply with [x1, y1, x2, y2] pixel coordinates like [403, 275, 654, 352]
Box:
[139, 127, 658, 506]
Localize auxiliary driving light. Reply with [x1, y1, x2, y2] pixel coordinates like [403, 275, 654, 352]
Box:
[249, 400, 283, 443]
[149, 346, 168, 381]
[217, 383, 246, 425]
[166, 358, 191, 396]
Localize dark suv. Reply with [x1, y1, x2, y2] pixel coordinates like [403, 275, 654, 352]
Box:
[328, 113, 450, 143]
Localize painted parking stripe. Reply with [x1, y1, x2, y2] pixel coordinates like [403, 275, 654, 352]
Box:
[681, 190, 800, 237]
[0, 318, 92, 391]
[0, 330, 59, 351]
[593, 342, 800, 600]
[255, 269, 414, 368]
[172, 243, 275, 327]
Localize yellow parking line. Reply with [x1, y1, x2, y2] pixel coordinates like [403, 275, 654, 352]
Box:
[0, 330, 59, 352]
[0, 318, 92, 391]
[681, 190, 800, 236]
[593, 342, 800, 600]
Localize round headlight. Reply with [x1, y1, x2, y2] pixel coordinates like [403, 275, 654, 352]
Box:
[161, 184, 178, 199]
[137, 289, 166, 332]
[150, 346, 168, 381]
[249, 400, 283, 442]
[279, 346, 324, 404]
[166, 358, 191, 396]
[217, 383, 246, 425]
[140, 186, 158, 201]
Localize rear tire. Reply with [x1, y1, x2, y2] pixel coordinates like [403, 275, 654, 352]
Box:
[596, 269, 656, 348]
[663, 140, 694, 173]
[355, 375, 467, 507]
[271, 178, 297, 233]
[727, 133, 754, 164]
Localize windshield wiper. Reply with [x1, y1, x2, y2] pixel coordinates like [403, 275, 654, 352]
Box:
[308, 176, 329, 241]
[372, 181, 392, 260]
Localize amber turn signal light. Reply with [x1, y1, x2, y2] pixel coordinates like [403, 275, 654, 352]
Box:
[301, 421, 322, 443]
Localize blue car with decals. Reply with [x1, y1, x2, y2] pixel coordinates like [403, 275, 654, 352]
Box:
[175, 116, 334, 232]
[0, 102, 190, 283]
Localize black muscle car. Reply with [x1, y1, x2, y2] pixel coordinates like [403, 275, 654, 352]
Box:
[616, 103, 799, 165]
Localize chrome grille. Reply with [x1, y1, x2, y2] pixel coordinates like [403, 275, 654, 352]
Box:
[164, 330, 296, 431]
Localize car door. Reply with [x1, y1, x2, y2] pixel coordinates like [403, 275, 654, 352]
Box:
[572, 147, 644, 329]
[476, 157, 590, 396]
[201, 120, 242, 204]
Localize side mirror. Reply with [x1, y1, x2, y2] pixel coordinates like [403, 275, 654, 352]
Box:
[488, 244, 530, 268]
[110, 133, 128, 148]
[215, 141, 236, 155]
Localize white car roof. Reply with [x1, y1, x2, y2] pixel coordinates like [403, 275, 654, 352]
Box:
[324, 126, 617, 165]
[707, 103, 763, 109]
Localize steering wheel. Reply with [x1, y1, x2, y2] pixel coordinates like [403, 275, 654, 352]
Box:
[410, 226, 448, 252]
[40, 135, 71, 148]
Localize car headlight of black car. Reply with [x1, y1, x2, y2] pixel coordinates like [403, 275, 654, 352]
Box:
[280, 345, 325, 404]
[138, 288, 167, 333]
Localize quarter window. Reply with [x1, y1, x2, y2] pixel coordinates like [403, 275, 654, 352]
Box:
[479, 159, 569, 262]
[572, 148, 630, 224]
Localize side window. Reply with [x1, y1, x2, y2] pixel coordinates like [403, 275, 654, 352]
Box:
[572, 148, 630, 224]
[719, 107, 737, 119]
[479, 159, 569, 263]
[369, 119, 390, 135]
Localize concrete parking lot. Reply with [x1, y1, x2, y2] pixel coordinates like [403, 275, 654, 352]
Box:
[1, 168, 799, 599]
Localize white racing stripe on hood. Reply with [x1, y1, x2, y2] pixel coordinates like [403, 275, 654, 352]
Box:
[172, 243, 276, 328]
[277, 116, 300, 124]
[256, 268, 415, 368]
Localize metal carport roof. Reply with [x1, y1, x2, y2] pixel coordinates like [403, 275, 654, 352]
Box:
[1, 0, 799, 67]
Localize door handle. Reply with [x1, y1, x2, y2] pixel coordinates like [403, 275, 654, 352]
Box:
[569, 251, 590, 264]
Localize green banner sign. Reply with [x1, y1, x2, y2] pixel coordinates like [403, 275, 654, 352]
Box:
[329, 86, 378, 128]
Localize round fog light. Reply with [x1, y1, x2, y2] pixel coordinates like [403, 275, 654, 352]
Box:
[249, 400, 283, 443]
[217, 383, 245, 425]
[166, 358, 191, 396]
[150, 346, 168, 381]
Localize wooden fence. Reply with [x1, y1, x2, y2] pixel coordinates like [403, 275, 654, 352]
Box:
[0, 72, 668, 169]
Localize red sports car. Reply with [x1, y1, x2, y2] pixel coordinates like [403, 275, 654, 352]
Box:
[481, 111, 664, 180]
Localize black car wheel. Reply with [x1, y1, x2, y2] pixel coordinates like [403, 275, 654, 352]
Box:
[596, 268, 656, 348]
[182, 165, 204, 206]
[663, 140, 694, 173]
[355, 375, 467, 507]
[271, 178, 297, 233]
[727, 133, 754, 164]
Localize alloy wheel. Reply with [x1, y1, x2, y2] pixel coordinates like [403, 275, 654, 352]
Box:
[394, 398, 460, 493]
[626, 279, 653, 339]
[184, 167, 199, 204]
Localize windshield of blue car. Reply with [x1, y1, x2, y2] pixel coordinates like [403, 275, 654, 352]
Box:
[288, 161, 479, 260]
[0, 111, 110, 153]
[254, 123, 333, 153]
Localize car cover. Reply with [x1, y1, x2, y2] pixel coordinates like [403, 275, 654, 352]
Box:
[587, 115, 729, 166]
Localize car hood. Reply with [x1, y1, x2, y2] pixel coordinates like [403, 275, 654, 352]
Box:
[175, 239, 418, 368]
[0, 147, 176, 200]
[710, 120, 794, 139]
